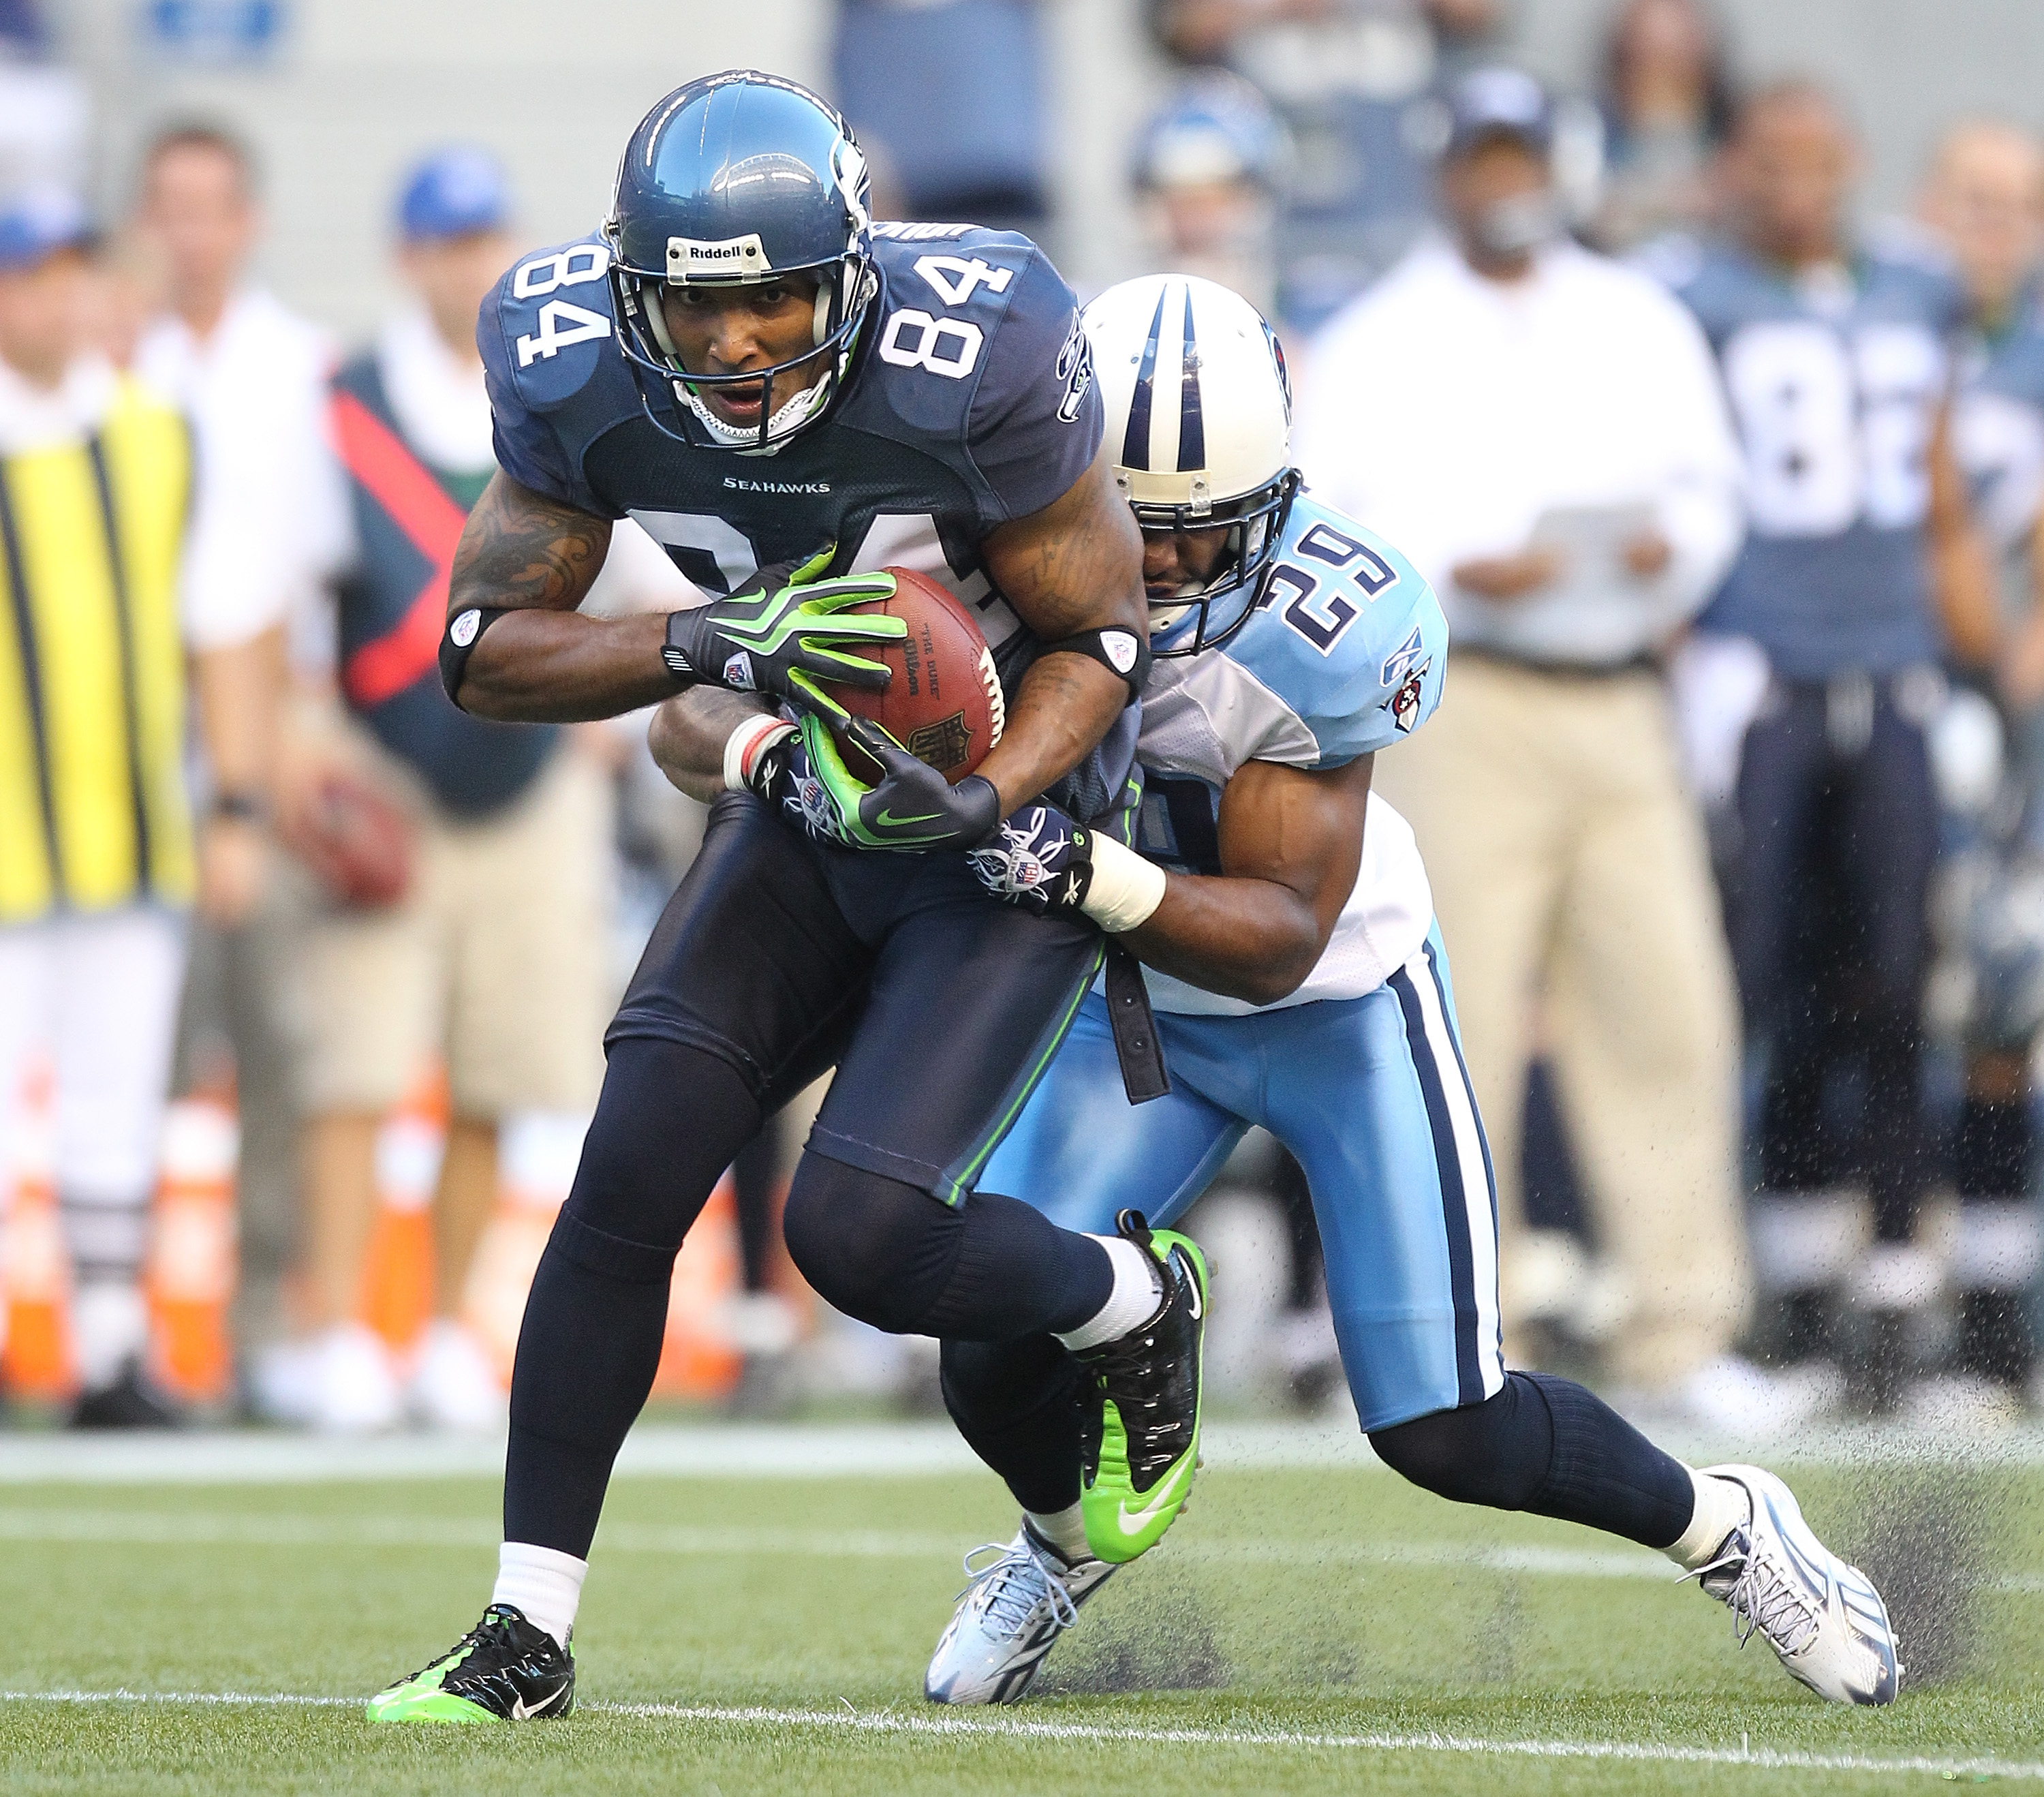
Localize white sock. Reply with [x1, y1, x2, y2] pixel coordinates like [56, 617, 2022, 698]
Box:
[492, 1541, 587, 1648]
[70, 1280, 149, 1393]
[1024, 1502, 1091, 1565]
[1053, 1236, 1162, 1352]
[1664, 1469, 1752, 1570]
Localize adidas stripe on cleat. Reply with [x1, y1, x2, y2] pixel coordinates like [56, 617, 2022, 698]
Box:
[925, 1523, 1117, 1704]
[1076, 1210, 1209, 1564]
[366, 1603, 575, 1723]
[1688, 1464, 1902, 1705]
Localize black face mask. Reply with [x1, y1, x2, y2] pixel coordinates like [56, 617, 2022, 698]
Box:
[1470, 189, 1561, 258]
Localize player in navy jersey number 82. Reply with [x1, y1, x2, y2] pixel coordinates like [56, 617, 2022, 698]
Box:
[368, 70, 1210, 1725]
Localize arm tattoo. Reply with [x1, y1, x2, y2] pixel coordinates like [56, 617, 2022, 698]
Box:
[448, 471, 613, 618]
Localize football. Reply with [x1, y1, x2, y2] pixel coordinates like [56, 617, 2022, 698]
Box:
[835, 566, 1005, 784]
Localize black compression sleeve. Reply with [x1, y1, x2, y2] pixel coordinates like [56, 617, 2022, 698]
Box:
[1040, 626, 1150, 704]
[439, 606, 510, 710]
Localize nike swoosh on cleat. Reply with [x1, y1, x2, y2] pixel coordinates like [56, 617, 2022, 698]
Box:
[1116, 1463, 1190, 1536]
[510, 1682, 569, 1719]
[1176, 1253, 1203, 1321]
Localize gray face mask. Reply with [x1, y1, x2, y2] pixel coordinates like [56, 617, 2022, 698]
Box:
[1470, 188, 1560, 258]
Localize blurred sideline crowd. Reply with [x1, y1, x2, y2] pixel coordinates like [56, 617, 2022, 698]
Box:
[4, 0, 2044, 1437]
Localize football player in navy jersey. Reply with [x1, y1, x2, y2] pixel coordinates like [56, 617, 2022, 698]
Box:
[1920, 121, 2044, 1412]
[918, 275, 1898, 1708]
[369, 70, 1212, 1724]
[1654, 82, 1997, 1409]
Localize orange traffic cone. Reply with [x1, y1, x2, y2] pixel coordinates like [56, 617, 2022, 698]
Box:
[147, 1096, 239, 1402]
[360, 1064, 446, 1352]
[1, 1056, 72, 1401]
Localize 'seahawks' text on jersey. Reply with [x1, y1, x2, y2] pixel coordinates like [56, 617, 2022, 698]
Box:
[1648, 230, 1966, 681]
[476, 221, 1132, 818]
[1132, 492, 1448, 1015]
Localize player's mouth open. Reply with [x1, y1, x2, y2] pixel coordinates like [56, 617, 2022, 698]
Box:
[702, 384, 768, 425]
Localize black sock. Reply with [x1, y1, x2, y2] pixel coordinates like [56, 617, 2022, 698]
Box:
[782, 1160, 1112, 1339]
[1369, 1371, 1695, 1551]
[941, 1334, 1085, 1516]
[1955, 1095, 2030, 1197]
[504, 1038, 762, 1557]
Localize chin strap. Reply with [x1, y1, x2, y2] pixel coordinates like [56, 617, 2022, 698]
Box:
[1041, 627, 1151, 705]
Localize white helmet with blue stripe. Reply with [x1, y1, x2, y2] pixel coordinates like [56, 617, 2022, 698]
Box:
[1083, 273, 1298, 655]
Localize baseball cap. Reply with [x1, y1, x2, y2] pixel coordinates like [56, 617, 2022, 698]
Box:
[1442, 67, 1553, 159]
[0, 187, 93, 274]
[397, 147, 509, 243]
[1134, 72, 1294, 194]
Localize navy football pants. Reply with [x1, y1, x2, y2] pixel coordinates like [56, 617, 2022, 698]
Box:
[1731, 676, 1938, 1241]
[504, 795, 1115, 1558]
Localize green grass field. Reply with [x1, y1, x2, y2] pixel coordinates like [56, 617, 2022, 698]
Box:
[1, 1433, 2041, 1794]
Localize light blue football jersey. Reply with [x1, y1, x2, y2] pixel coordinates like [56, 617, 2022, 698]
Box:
[1650, 230, 1966, 679]
[1132, 490, 1449, 1015]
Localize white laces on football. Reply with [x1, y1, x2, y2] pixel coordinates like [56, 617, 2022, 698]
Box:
[1692, 1529, 1823, 1659]
[959, 1538, 1079, 1638]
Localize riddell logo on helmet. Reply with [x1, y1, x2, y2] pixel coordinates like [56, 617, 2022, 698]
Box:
[668, 234, 773, 277]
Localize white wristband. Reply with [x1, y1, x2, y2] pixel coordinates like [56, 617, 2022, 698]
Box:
[1081, 832, 1168, 934]
[723, 716, 796, 794]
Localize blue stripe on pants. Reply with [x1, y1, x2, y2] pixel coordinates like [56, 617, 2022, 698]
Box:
[1389, 963, 1485, 1407]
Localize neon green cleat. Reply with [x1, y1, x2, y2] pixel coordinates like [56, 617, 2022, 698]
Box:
[366, 1603, 574, 1723]
[1076, 1210, 1209, 1564]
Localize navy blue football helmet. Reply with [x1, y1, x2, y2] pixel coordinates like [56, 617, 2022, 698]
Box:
[605, 70, 875, 452]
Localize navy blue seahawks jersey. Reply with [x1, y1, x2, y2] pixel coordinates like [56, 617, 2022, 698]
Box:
[1651, 231, 1966, 679]
[478, 222, 1132, 815]
[1132, 492, 1448, 1015]
[1956, 276, 2044, 565]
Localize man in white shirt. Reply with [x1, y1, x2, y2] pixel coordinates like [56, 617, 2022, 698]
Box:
[131, 123, 341, 1409]
[1298, 69, 1769, 1425]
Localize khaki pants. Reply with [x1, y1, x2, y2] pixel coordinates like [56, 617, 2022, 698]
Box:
[300, 748, 610, 1120]
[1374, 655, 1750, 1386]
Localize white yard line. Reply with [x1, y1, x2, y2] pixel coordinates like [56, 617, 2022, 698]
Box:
[1, 1687, 2039, 1781]
[0, 1505, 2037, 1593]
[2, 1419, 2041, 1486]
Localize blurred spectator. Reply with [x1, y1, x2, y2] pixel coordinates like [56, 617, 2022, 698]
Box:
[1150, 0, 1502, 331]
[132, 123, 335, 1404]
[1131, 71, 1295, 314]
[0, 188, 284, 1425]
[1657, 83, 1998, 1409]
[1299, 70, 1770, 1427]
[266, 149, 612, 1433]
[1588, 0, 1737, 253]
[0, 3, 88, 200]
[833, 1, 1050, 236]
[1919, 120, 2044, 1412]
[78, 232, 166, 371]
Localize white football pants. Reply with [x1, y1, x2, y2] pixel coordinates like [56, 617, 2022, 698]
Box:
[0, 906, 188, 1387]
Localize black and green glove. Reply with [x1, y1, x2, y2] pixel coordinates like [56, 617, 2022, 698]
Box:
[662, 550, 905, 711]
[797, 712, 1001, 852]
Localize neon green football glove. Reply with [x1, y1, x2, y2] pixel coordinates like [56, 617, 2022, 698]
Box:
[662, 549, 904, 711]
[796, 711, 1001, 853]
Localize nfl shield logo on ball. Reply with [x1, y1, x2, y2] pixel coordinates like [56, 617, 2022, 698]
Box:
[724, 651, 756, 690]
[905, 712, 973, 773]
